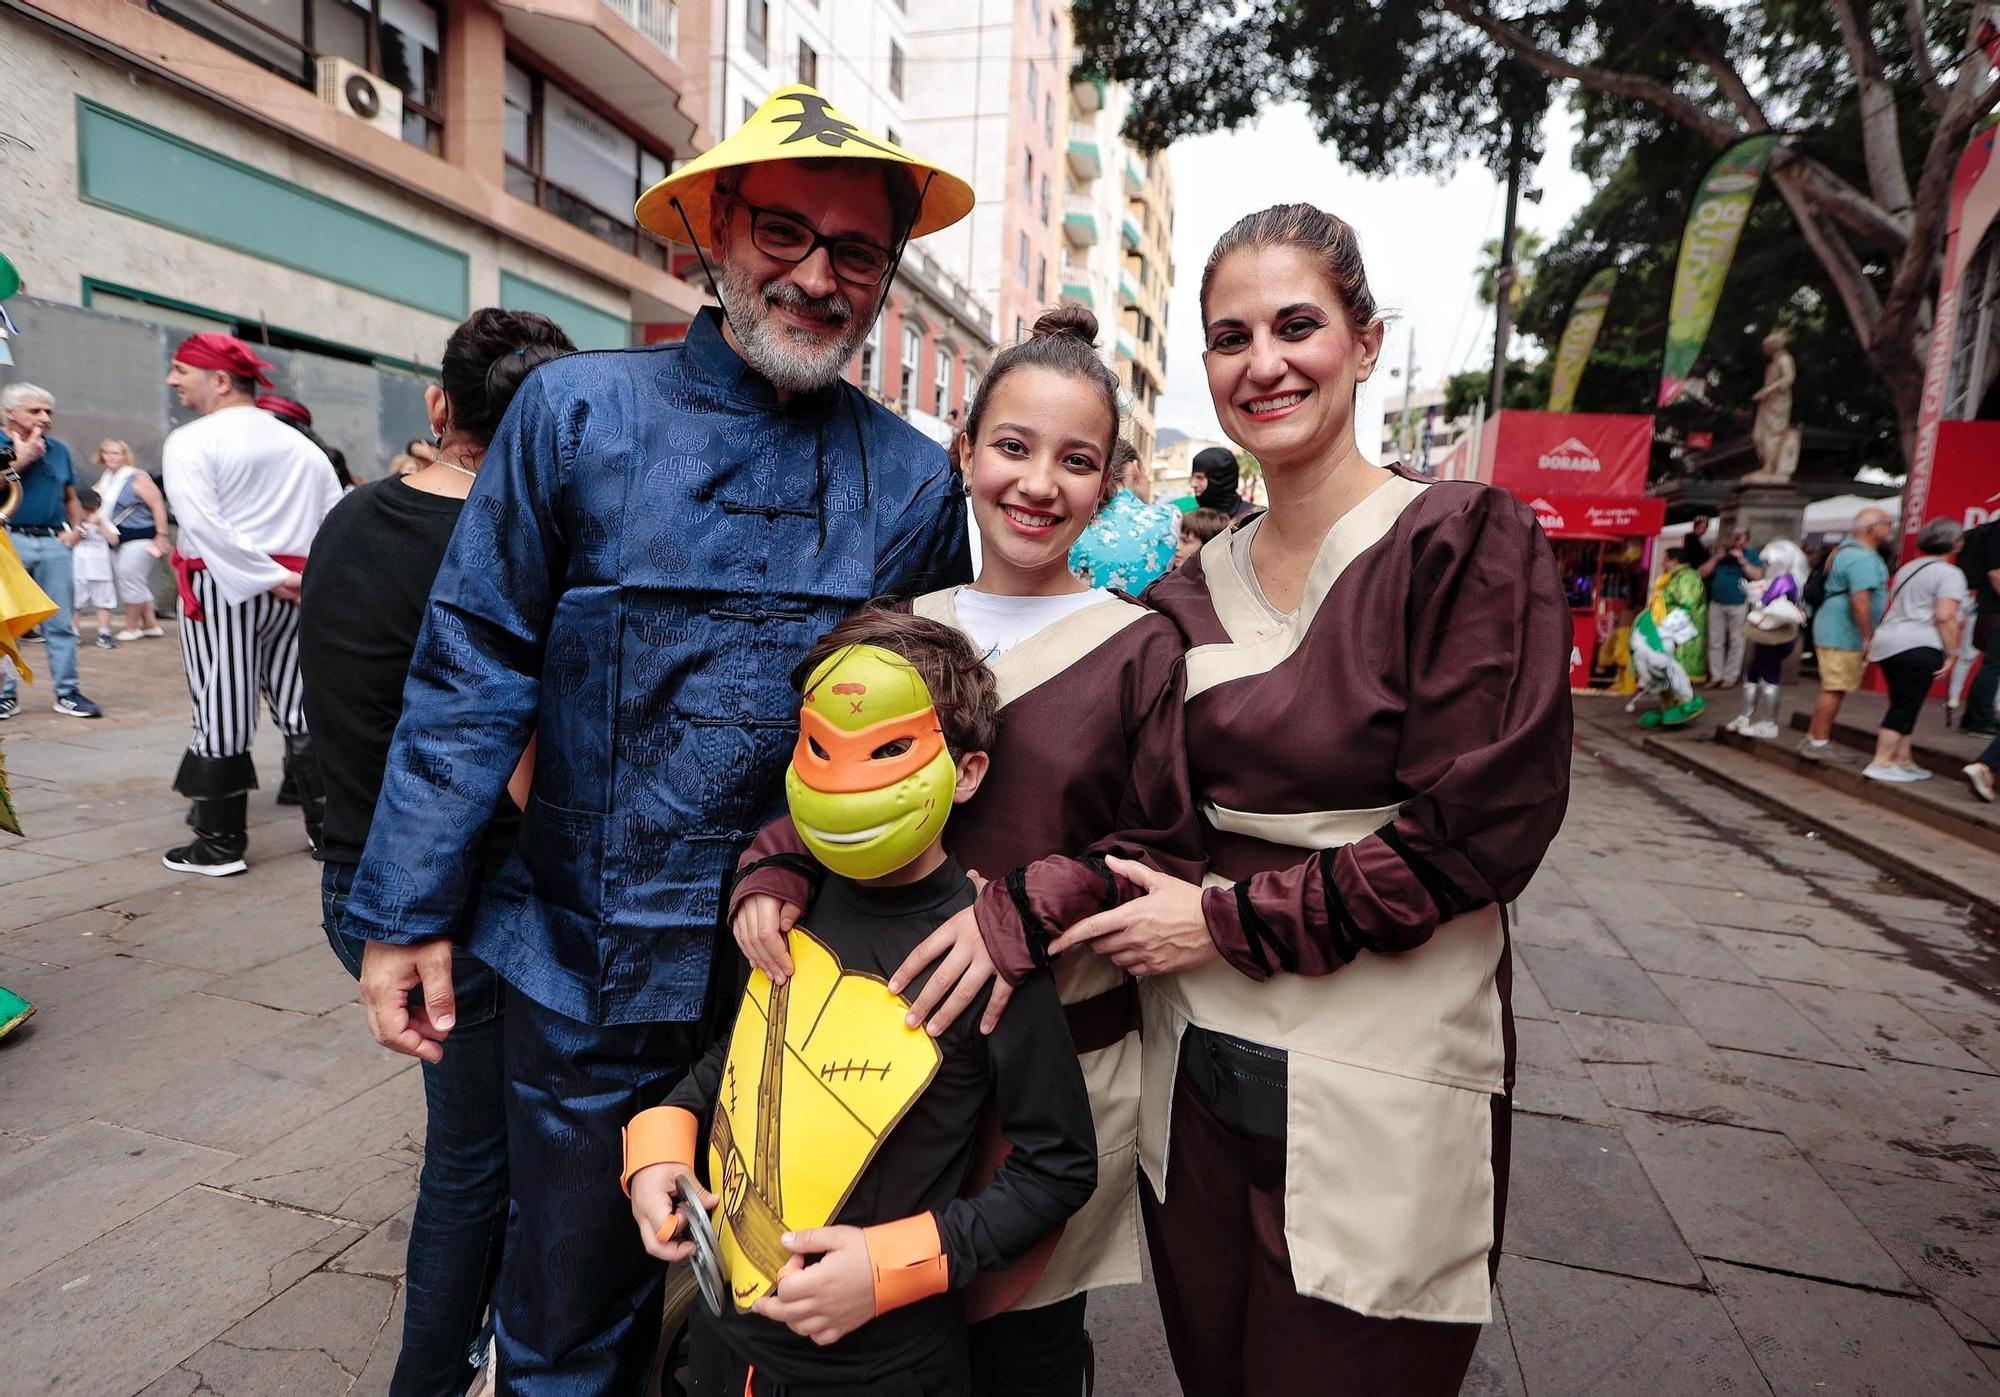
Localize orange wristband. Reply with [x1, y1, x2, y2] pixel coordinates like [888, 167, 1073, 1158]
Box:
[620, 1106, 698, 1196]
[863, 1212, 950, 1315]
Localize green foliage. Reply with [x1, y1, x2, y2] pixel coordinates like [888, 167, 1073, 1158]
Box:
[1477, 229, 1544, 312]
[1443, 360, 1549, 421]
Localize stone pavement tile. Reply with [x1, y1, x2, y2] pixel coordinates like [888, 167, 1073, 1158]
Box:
[0, 949, 214, 1037]
[1498, 1255, 1769, 1396]
[104, 874, 324, 975]
[113, 1003, 415, 1157]
[1585, 1057, 1763, 1129]
[1560, 1013, 1717, 1067]
[0, 1186, 362, 1397]
[1504, 1113, 1703, 1285]
[1859, 1061, 2000, 1179]
[1907, 1005, 2000, 1075]
[1512, 1018, 1619, 1126]
[1649, 973, 1855, 1066]
[1462, 1289, 1525, 1397]
[1717, 1049, 1992, 1187]
[1662, 885, 1841, 937]
[1816, 1161, 2000, 1346]
[210, 1068, 424, 1225]
[1618, 1112, 1910, 1290]
[0, 988, 292, 1138]
[3, 791, 193, 843]
[1564, 873, 1699, 931]
[1600, 918, 1762, 986]
[1509, 955, 1557, 1021]
[1774, 982, 1994, 1074]
[1706, 927, 1893, 991]
[1519, 865, 1586, 906]
[0, 849, 205, 932]
[348, 1284, 406, 1397]
[149, 1270, 400, 1394]
[1704, 1259, 1994, 1396]
[206, 943, 359, 1016]
[0, 846, 85, 883]
[1511, 903, 1627, 957]
[0, 1121, 236, 1291]
[1517, 947, 1688, 1026]
[1979, 1345, 2000, 1383]
[0, 906, 130, 968]
[330, 1202, 413, 1279]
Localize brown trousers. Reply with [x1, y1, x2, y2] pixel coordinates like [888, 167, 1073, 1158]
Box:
[1141, 1060, 1511, 1396]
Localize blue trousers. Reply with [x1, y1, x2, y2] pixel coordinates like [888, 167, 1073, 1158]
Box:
[496, 983, 707, 1393]
[323, 862, 509, 1397]
[3, 532, 79, 700]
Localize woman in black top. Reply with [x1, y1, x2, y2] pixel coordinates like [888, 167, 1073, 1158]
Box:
[299, 307, 572, 1397]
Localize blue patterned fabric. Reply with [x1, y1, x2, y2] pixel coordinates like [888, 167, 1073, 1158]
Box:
[1068, 488, 1180, 592]
[339, 308, 971, 1025]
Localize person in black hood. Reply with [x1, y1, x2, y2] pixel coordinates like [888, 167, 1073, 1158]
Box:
[1193, 445, 1257, 520]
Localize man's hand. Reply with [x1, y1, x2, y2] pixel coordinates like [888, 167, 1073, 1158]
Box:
[631, 1163, 712, 1263]
[270, 572, 303, 604]
[1046, 857, 1219, 977]
[7, 425, 45, 468]
[359, 938, 456, 1063]
[733, 894, 801, 984]
[751, 1226, 878, 1345]
[888, 884, 1013, 1037]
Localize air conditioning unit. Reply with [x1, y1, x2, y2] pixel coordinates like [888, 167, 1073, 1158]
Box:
[316, 57, 403, 139]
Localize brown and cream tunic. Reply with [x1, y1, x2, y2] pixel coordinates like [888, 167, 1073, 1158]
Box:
[978, 467, 1572, 1324]
[732, 585, 1202, 1310]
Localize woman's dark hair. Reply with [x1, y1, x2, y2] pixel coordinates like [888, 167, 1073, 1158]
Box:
[794, 604, 999, 757]
[325, 445, 353, 490]
[440, 308, 576, 447]
[1200, 203, 1380, 337]
[960, 305, 1124, 503]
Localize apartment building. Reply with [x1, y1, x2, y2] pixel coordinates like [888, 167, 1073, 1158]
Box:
[709, 0, 996, 434]
[4, 0, 713, 366]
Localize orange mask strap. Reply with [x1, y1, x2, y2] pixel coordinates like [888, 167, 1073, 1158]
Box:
[792, 705, 946, 794]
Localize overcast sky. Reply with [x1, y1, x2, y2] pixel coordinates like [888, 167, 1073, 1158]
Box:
[1155, 102, 1594, 445]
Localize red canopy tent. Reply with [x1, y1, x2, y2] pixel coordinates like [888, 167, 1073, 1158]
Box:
[1442, 409, 1663, 688]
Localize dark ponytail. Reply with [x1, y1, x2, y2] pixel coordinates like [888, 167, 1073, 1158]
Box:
[961, 305, 1126, 499]
[439, 308, 576, 446]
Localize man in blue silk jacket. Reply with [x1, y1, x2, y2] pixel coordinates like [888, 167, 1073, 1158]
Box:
[338, 87, 976, 1392]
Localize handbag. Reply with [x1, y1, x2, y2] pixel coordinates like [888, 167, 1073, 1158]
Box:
[1745, 595, 1805, 646]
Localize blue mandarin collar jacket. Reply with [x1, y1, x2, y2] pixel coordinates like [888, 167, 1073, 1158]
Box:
[338, 308, 971, 1024]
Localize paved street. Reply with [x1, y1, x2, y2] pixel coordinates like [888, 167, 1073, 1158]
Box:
[4, 639, 2000, 1394]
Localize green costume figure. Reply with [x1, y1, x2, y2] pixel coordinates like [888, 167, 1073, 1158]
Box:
[1626, 604, 1706, 728]
[1655, 559, 1709, 683]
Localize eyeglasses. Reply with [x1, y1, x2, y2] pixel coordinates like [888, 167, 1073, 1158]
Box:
[743, 203, 896, 286]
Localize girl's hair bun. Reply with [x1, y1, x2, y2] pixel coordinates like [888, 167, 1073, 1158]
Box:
[1029, 304, 1099, 345]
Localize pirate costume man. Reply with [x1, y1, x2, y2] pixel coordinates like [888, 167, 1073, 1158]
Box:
[161, 333, 342, 875]
[338, 89, 975, 1390]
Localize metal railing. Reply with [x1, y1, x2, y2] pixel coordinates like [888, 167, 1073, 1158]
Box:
[601, 0, 678, 60]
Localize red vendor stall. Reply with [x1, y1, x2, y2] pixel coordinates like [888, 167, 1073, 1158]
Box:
[1442, 410, 1664, 689]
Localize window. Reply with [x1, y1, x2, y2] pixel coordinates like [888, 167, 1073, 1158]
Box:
[1017, 232, 1029, 283]
[1014, 317, 1026, 345]
[901, 325, 921, 412]
[1040, 174, 1051, 220]
[1036, 254, 1047, 302]
[505, 59, 677, 266]
[889, 40, 905, 98]
[1031, 0, 1040, 26]
[154, 0, 445, 152]
[1050, 18, 1059, 58]
[1044, 94, 1054, 143]
[859, 317, 883, 392]
[743, 98, 757, 129]
[934, 344, 953, 414]
[963, 365, 979, 404]
[1027, 63, 1038, 110]
[886, 126, 902, 147]
[745, 0, 769, 64]
[798, 38, 817, 87]
[1022, 148, 1034, 203]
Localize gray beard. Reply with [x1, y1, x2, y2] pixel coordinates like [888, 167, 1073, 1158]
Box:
[715, 260, 873, 394]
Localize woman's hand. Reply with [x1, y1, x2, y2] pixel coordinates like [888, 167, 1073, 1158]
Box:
[733, 894, 800, 984]
[630, 1163, 713, 1263]
[751, 1226, 878, 1345]
[888, 873, 1012, 1036]
[1045, 857, 1219, 977]
[148, 540, 168, 559]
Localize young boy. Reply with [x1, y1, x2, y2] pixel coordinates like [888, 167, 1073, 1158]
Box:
[70, 489, 120, 649]
[1174, 506, 1231, 568]
[624, 611, 1095, 1395]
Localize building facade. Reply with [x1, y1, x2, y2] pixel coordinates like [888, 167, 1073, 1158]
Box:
[4, 0, 714, 370]
[706, 0, 996, 436]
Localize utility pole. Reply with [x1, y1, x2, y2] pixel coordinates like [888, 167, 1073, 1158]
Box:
[1489, 118, 1525, 416]
[1398, 328, 1416, 464]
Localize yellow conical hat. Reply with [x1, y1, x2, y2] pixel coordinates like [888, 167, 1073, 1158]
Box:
[636, 86, 974, 246]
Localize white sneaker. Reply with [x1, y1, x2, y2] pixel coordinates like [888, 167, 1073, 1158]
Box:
[1750, 721, 1780, 739]
[140, 626, 164, 638]
[1725, 714, 1751, 734]
[1864, 763, 1917, 783]
[1898, 765, 1933, 781]
[1965, 764, 1996, 803]
[114, 629, 143, 642]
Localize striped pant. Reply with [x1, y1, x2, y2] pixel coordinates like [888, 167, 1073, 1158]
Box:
[178, 570, 307, 758]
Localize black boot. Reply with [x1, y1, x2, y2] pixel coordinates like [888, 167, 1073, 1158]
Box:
[163, 794, 249, 877]
[283, 733, 326, 853]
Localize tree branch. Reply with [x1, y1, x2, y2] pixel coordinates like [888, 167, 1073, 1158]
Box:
[1766, 167, 1884, 340]
[1903, 0, 1950, 117]
[1434, 0, 1743, 146]
[1829, 0, 1917, 214]
[1691, 44, 1768, 130]
[1771, 149, 1912, 251]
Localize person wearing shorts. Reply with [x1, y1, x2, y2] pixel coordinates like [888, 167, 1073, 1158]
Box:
[1802, 509, 1892, 758]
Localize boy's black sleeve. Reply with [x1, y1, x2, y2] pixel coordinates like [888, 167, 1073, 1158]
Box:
[931, 970, 1097, 1286]
[664, 1035, 728, 1120]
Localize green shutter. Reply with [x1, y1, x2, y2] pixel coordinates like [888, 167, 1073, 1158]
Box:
[75, 99, 467, 321]
[498, 272, 629, 352]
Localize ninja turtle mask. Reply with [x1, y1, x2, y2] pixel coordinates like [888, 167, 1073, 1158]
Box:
[786, 644, 958, 880]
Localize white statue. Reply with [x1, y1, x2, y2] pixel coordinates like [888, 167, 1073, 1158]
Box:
[1747, 330, 1801, 482]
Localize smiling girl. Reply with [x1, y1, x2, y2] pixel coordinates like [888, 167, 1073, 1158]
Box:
[729, 306, 1202, 1396]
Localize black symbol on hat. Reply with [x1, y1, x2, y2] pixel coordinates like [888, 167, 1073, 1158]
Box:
[771, 93, 899, 156]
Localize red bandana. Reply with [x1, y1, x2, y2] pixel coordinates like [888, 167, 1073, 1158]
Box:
[173, 333, 274, 389]
[255, 393, 312, 427]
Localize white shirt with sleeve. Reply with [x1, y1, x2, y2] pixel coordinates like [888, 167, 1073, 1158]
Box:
[951, 586, 1112, 658]
[1866, 556, 1970, 662]
[161, 405, 343, 606]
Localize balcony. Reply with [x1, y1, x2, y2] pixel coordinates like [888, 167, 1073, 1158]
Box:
[1121, 215, 1142, 251]
[1117, 330, 1135, 360]
[1067, 138, 1102, 181]
[1060, 280, 1094, 307]
[1124, 157, 1145, 196]
[1072, 74, 1106, 112]
[1120, 276, 1138, 307]
[490, 0, 703, 154]
[1064, 196, 1099, 247]
[602, 0, 678, 58]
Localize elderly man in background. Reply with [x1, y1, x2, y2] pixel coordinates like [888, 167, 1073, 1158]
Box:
[338, 87, 974, 1391]
[1699, 524, 1764, 688]
[1801, 506, 1894, 758]
[0, 383, 102, 720]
